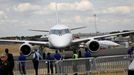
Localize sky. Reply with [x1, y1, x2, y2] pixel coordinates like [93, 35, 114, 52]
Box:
[0, 0, 134, 37]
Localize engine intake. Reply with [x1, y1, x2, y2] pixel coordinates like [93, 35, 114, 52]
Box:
[20, 43, 32, 56]
[86, 40, 100, 52]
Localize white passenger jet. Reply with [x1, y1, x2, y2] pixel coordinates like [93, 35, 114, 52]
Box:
[0, 24, 133, 56]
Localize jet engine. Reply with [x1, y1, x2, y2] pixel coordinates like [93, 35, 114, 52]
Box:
[86, 40, 100, 52]
[19, 43, 32, 56]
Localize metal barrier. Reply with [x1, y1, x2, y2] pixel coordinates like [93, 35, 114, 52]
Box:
[95, 55, 130, 71]
[55, 57, 94, 74]
[14, 60, 56, 75]
[13, 55, 131, 75]
[55, 55, 131, 75]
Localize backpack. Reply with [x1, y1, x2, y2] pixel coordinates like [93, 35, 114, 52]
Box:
[33, 53, 37, 61]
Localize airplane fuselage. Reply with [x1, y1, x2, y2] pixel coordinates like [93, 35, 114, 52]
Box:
[48, 25, 73, 48]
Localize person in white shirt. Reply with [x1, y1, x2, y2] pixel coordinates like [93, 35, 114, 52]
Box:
[128, 59, 134, 75]
[32, 49, 42, 75]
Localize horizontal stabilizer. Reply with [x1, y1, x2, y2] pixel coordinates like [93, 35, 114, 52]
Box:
[71, 26, 86, 30]
[29, 29, 49, 32]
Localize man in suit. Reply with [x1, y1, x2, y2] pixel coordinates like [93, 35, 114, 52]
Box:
[5, 48, 14, 75]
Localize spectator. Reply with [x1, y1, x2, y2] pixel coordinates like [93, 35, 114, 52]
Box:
[32, 49, 42, 75]
[54, 50, 62, 73]
[18, 52, 26, 75]
[5, 48, 14, 75]
[128, 58, 134, 75]
[0, 59, 1, 74]
[84, 48, 91, 58]
[128, 46, 134, 58]
[72, 50, 78, 75]
[0, 53, 9, 75]
[46, 52, 54, 74]
[78, 50, 82, 58]
[84, 48, 91, 72]
[72, 50, 78, 59]
[43, 52, 46, 60]
[54, 50, 62, 60]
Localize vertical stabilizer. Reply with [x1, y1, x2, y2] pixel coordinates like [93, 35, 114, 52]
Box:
[55, 3, 59, 25]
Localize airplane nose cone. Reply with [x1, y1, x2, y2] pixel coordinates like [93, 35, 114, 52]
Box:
[53, 39, 70, 48]
[49, 35, 72, 48]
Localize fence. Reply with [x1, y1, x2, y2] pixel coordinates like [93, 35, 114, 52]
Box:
[13, 55, 132, 75]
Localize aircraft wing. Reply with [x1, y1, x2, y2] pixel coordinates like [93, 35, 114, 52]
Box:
[92, 31, 134, 39]
[72, 31, 134, 43]
[0, 39, 49, 45]
[72, 37, 90, 43]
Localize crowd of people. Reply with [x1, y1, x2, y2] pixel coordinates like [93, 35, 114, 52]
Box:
[1, 46, 134, 75]
[0, 47, 93, 75]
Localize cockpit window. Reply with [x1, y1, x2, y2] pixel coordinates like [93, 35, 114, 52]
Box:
[50, 29, 70, 35]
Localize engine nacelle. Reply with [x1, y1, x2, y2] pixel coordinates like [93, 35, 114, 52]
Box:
[19, 43, 32, 56]
[86, 40, 100, 52]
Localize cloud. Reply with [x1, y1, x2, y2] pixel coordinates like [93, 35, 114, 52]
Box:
[60, 15, 96, 25]
[14, 3, 41, 12]
[74, 16, 81, 22]
[14, 0, 93, 15]
[73, 16, 95, 23]
[13, 1, 133, 15]
[48, 0, 93, 11]
[32, 8, 49, 15]
[102, 6, 131, 14]
[0, 11, 7, 19]
[14, 2, 51, 15]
